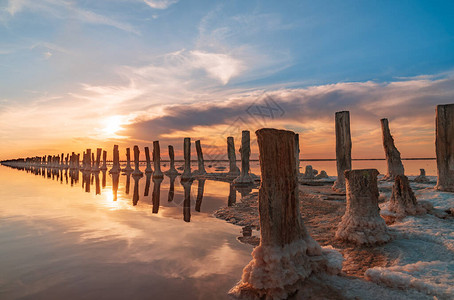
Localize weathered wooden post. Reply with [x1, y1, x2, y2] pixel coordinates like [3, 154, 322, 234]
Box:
[415, 169, 429, 183]
[91, 152, 95, 168]
[181, 138, 192, 181]
[85, 149, 92, 172]
[233, 130, 254, 185]
[122, 148, 133, 172]
[227, 136, 240, 177]
[164, 145, 179, 175]
[435, 104, 454, 191]
[230, 128, 342, 299]
[152, 141, 163, 178]
[335, 169, 391, 245]
[132, 145, 143, 176]
[100, 150, 108, 171]
[194, 140, 207, 175]
[109, 145, 121, 173]
[93, 148, 101, 172]
[332, 111, 352, 192]
[381, 118, 404, 180]
[295, 133, 300, 175]
[144, 146, 153, 173]
[388, 175, 424, 217]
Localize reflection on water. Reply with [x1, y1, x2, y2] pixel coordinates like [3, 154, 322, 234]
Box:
[0, 164, 255, 299]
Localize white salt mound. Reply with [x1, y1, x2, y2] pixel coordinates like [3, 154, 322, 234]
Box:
[365, 261, 454, 299]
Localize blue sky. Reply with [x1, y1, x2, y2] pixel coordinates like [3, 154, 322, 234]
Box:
[1, 0, 454, 159]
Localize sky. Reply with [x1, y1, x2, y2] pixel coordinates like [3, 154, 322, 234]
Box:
[1, 0, 454, 161]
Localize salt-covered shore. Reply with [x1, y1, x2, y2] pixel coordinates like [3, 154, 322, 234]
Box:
[215, 176, 454, 299]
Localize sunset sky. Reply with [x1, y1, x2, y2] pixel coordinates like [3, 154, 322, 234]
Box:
[1, 0, 454, 160]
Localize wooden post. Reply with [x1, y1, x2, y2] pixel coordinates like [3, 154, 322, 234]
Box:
[381, 118, 404, 180]
[164, 145, 179, 175]
[335, 169, 391, 245]
[122, 147, 133, 172]
[181, 138, 192, 181]
[233, 130, 254, 185]
[332, 111, 352, 191]
[435, 104, 454, 191]
[227, 136, 240, 177]
[144, 146, 153, 173]
[152, 141, 163, 178]
[230, 128, 340, 299]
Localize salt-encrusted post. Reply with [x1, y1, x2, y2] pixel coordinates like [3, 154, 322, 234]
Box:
[227, 136, 240, 176]
[109, 145, 121, 173]
[123, 147, 133, 172]
[332, 111, 352, 191]
[91, 152, 95, 168]
[381, 118, 404, 180]
[85, 149, 92, 172]
[100, 150, 107, 171]
[233, 130, 254, 185]
[335, 169, 391, 245]
[152, 141, 163, 178]
[388, 175, 422, 217]
[165, 145, 179, 175]
[132, 145, 143, 176]
[415, 169, 429, 183]
[181, 138, 192, 181]
[230, 128, 341, 299]
[194, 140, 207, 175]
[144, 146, 153, 174]
[435, 104, 454, 191]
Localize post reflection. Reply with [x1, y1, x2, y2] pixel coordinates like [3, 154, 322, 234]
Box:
[95, 172, 101, 195]
[152, 177, 163, 213]
[101, 170, 106, 188]
[111, 173, 120, 201]
[83, 171, 91, 193]
[181, 179, 193, 222]
[167, 174, 177, 202]
[124, 172, 131, 195]
[228, 183, 236, 206]
[195, 179, 205, 212]
[132, 174, 142, 206]
[144, 173, 151, 197]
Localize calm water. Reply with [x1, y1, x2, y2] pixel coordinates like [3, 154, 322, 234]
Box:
[0, 159, 436, 299]
[0, 164, 256, 300]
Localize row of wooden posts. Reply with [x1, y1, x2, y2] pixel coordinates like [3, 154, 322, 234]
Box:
[3, 104, 454, 191]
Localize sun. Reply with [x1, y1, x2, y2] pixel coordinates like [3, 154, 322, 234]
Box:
[102, 116, 125, 137]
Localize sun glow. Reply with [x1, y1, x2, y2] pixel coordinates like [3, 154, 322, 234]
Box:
[101, 116, 126, 138]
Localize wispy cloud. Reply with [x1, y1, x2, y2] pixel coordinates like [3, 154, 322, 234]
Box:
[1, 0, 140, 35]
[143, 0, 178, 10]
